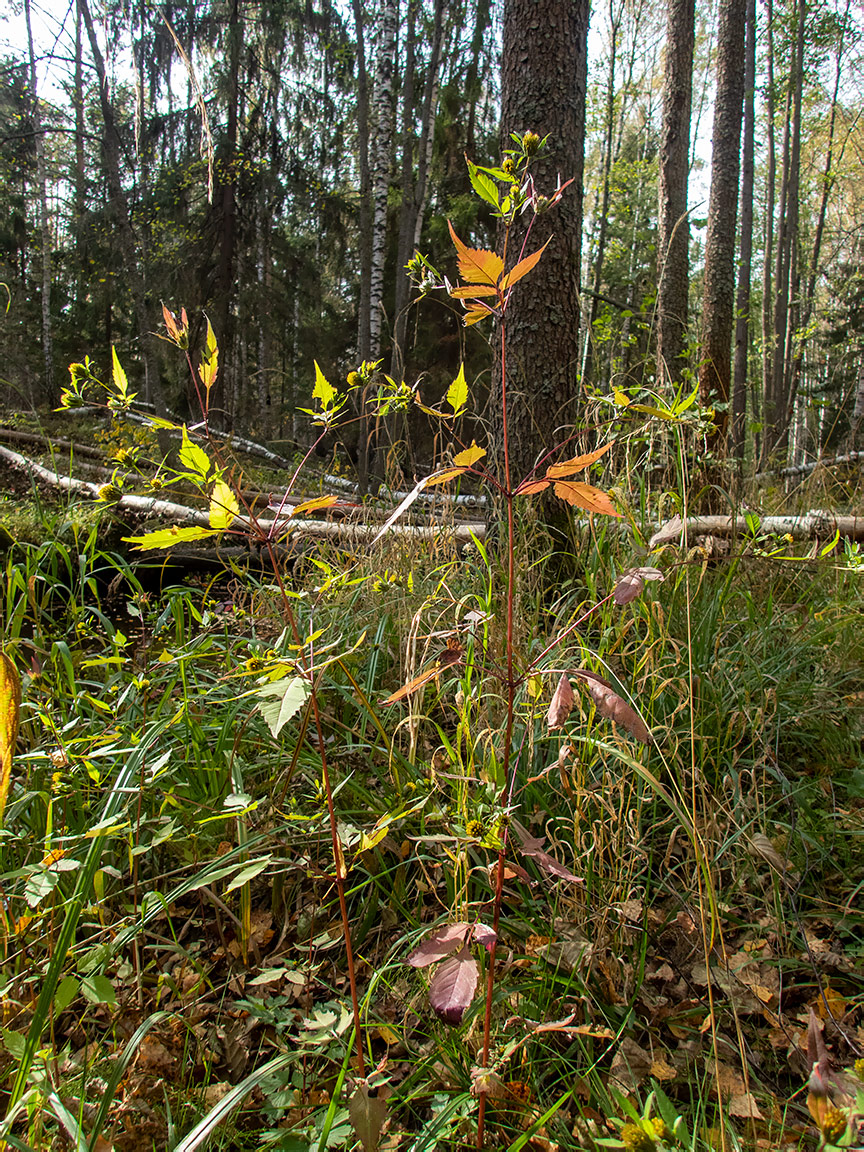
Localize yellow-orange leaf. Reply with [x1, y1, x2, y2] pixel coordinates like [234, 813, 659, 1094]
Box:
[553, 481, 620, 517]
[291, 494, 339, 516]
[447, 221, 503, 286]
[425, 467, 467, 487]
[499, 238, 551, 290]
[545, 441, 613, 479]
[453, 442, 486, 467]
[384, 641, 464, 705]
[463, 307, 491, 327]
[0, 653, 21, 826]
[449, 284, 499, 299]
[518, 479, 550, 496]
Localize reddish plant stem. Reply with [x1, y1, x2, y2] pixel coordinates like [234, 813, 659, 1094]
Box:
[477, 309, 517, 1150]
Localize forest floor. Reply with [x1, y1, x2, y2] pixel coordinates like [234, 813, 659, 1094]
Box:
[0, 408, 862, 1152]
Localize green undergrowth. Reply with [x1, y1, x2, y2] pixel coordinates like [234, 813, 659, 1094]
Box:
[0, 486, 861, 1151]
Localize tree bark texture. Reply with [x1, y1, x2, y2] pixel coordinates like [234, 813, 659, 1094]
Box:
[656, 0, 695, 387]
[698, 0, 747, 451]
[731, 0, 756, 461]
[494, 0, 589, 491]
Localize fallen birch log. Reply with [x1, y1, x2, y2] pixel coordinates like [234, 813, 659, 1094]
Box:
[649, 510, 864, 549]
[753, 450, 864, 483]
[0, 445, 486, 546]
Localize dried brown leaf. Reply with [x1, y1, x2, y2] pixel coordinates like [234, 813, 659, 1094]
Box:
[349, 1081, 392, 1152]
[547, 673, 574, 729]
[573, 670, 651, 744]
[614, 567, 665, 605]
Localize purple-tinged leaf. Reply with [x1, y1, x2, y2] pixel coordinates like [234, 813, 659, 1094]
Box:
[472, 923, 497, 952]
[614, 567, 665, 605]
[512, 821, 583, 885]
[546, 673, 574, 729]
[429, 946, 479, 1025]
[407, 922, 470, 968]
[573, 669, 652, 745]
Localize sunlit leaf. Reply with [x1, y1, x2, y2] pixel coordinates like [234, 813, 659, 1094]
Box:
[122, 526, 219, 551]
[612, 387, 632, 407]
[462, 307, 492, 326]
[407, 922, 470, 967]
[0, 653, 21, 825]
[209, 479, 239, 530]
[517, 479, 550, 496]
[179, 425, 211, 481]
[256, 676, 311, 738]
[447, 364, 468, 416]
[466, 158, 501, 210]
[552, 481, 620, 517]
[199, 318, 219, 391]
[291, 494, 339, 517]
[453, 442, 485, 467]
[313, 360, 336, 408]
[111, 346, 129, 398]
[423, 467, 467, 487]
[545, 441, 613, 479]
[499, 237, 551, 290]
[447, 222, 503, 287]
[429, 946, 478, 1024]
[449, 284, 499, 299]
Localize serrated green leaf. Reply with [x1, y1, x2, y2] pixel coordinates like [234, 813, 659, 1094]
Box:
[209, 479, 240, 529]
[313, 361, 336, 409]
[111, 346, 129, 397]
[179, 426, 211, 480]
[257, 676, 311, 737]
[467, 159, 500, 209]
[53, 976, 79, 1016]
[446, 364, 468, 416]
[80, 974, 116, 1006]
[122, 526, 219, 551]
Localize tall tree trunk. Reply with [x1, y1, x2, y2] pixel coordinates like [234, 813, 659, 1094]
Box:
[656, 0, 695, 388]
[731, 0, 756, 462]
[764, 0, 804, 463]
[368, 0, 398, 360]
[582, 0, 621, 391]
[79, 0, 168, 418]
[24, 0, 55, 403]
[758, 0, 776, 468]
[353, 0, 373, 364]
[213, 0, 241, 428]
[465, 0, 493, 153]
[697, 0, 747, 454]
[494, 0, 589, 494]
[783, 0, 850, 444]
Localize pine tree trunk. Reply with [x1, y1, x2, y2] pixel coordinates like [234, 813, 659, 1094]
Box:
[731, 0, 756, 462]
[697, 0, 747, 453]
[656, 0, 695, 387]
[493, 0, 588, 494]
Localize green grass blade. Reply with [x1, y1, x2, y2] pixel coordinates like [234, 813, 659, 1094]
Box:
[0, 719, 174, 1127]
[87, 1011, 172, 1151]
[172, 1052, 294, 1152]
